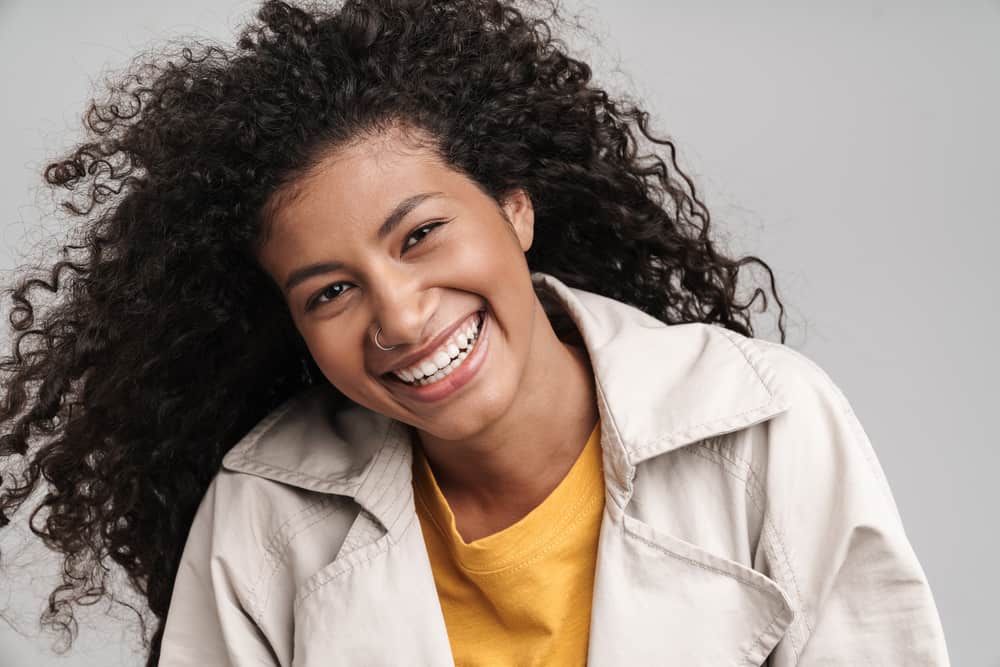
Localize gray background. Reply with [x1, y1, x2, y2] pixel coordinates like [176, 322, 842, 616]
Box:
[1, 0, 997, 665]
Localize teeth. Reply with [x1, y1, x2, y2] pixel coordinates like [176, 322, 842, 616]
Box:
[392, 312, 483, 386]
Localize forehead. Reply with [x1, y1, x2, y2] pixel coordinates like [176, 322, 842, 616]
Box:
[255, 129, 483, 279]
[272, 132, 447, 233]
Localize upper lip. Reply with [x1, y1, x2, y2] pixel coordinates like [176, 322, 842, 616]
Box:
[382, 310, 483, 375]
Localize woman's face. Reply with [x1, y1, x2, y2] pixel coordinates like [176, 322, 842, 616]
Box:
[256, 128, 542, 441]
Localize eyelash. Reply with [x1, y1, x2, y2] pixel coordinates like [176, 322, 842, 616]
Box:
[305, 220, 448, 311]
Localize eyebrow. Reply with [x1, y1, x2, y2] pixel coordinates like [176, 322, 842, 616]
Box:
[283, 191, 444, 294]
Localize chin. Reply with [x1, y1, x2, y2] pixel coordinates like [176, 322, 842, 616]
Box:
[416, 396, 512, 443]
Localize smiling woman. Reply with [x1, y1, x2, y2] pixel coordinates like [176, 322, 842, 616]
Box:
[0, 0, 949, 665]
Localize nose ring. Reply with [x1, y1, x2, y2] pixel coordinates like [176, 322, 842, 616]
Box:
[373, 327, 397, 351]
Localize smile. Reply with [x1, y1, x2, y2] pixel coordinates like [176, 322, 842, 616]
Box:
[384, 309, 490, 403]
[391, 310, 484, 386]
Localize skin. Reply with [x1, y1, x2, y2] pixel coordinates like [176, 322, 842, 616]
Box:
[256, 126, 599, 541]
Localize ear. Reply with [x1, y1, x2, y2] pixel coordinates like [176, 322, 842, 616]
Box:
[501, 188, 535, 252]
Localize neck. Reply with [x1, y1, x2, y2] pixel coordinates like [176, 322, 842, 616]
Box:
[414, 297, 598, 537]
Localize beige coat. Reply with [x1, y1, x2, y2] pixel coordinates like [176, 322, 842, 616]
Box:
[160, 272, 950, 666]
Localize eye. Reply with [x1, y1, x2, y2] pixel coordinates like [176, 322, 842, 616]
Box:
[402, 220, 448, 252]
[306, 282, 353, 311]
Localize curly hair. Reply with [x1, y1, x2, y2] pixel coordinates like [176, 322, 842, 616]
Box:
[0, 0, 787, 663]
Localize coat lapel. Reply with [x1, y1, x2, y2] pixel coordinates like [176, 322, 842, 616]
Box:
[587, 501, 793, 665]
[291, 508, 456, 666]
[224, 396, 457, 665]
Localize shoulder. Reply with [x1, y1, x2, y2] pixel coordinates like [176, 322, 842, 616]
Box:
[735, 335, 873, 456]
[709, 328, 873, 452]
[714, 335, 902, 522]
[743, 335, 855, 410]
[698, 325, 852, 414]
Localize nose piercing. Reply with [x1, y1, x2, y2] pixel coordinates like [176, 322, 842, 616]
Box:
[373, 327, 397, 351]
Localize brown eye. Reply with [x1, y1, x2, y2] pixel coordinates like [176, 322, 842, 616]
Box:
[402, 220, 447, 252]
[307, 282, 353, 311]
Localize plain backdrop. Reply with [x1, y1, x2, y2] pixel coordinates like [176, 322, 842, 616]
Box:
[1, 0, 997, 665]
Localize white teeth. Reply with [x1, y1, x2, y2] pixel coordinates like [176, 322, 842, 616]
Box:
[432, 350, 451, 369]
[392, 312, 484, 386]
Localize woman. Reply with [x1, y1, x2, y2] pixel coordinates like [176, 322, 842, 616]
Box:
[0, 0, 949, 665]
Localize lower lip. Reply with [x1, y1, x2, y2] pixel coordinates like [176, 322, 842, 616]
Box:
[388, 311, 490, 403]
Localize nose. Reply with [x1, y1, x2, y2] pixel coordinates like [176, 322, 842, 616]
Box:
[367, 269, 436, 350]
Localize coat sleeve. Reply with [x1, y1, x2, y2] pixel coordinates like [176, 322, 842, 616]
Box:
[158, 475, 280, 666]
[750, 344, 950, 665]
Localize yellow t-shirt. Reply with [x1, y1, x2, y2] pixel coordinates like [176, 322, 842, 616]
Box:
[412, 420, 604, 667]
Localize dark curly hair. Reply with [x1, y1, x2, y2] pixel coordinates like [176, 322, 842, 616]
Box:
[0, 0, 787, 663]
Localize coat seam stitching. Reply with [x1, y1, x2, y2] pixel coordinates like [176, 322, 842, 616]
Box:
[687, 442, 806, 659]
[245, 498, 326, 619]
[626, 398, 782, 460]
[742, 462, 812, 652]
[246, 497, 338, 624]
[623, 522, 778, 597]
[293, 512, 415, 611]
[716, 328, 773, 395]
[694, 441, 809, 628]
[371, 435, 408, 534]
[742, 613, 788, 666]
[293, 532, 393, 610]
[229, 460, 363, 495]
[356, 421, 398, 509]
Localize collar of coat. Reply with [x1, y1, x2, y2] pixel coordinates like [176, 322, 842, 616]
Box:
[222, 271, 792, 536]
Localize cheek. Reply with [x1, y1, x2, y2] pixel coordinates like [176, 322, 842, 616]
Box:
[446, 222, 528, 283]
[304, 332, 369, 397]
